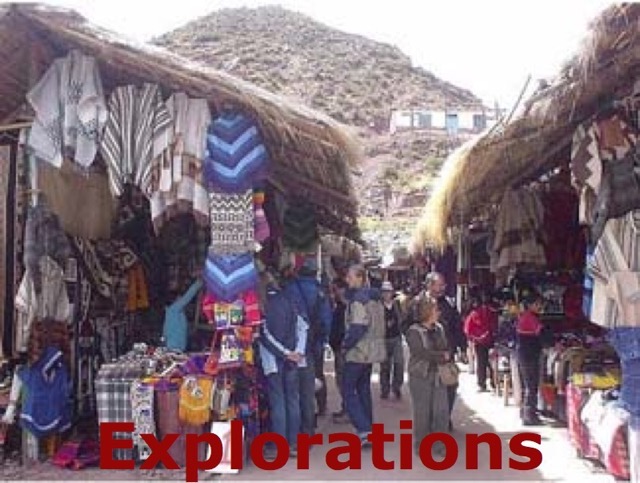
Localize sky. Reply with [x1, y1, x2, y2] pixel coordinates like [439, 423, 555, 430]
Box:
[23, 0, 615, 109]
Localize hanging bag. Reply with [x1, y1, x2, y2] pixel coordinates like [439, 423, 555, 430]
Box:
[437, 361, 460, 386]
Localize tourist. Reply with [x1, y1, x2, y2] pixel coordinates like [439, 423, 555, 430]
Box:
[410, 272, 467, 431]
[464, 288, 498, 392]
[406, 295, 450, 456]
[342, 264, 385, 445]
[329, 278, 349, 423]
[379, 281, 405, 400]
[516, 291, 545, 426]
[259, 271, 307, 457]
[284, 257, 332, 434]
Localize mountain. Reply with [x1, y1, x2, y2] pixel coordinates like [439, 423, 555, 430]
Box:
[156, 5, 484, 252]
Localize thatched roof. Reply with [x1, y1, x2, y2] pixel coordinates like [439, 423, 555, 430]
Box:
[412, 2, 640, 250]
[0, 3, 360, 239]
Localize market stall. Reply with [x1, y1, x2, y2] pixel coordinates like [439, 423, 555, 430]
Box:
[411, 4, 640, 480]
[0, 3, 360, 471]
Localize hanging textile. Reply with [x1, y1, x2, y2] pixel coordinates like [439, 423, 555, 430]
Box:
[253, 190, 271, 243]
[178, 375, 214, 425]
[18, 347, 72, 438]
[15, 257, 71, 354]
[23, 201, 71, 294]
[126, 264, 149, 312]
[204, 112, 269, 192]
[100, 83, 173, 197]
[147, 92, 210, 232]
[282, 202, 319, 251]
[491, 188, 546, 273]
[27, 50, 107, 169]
[208, 189, 255, 255]
[589, 211, 640, 329]
[130, 380, 156, 460]
[204, 253, 259, 302]
[37, 159, 115, 240]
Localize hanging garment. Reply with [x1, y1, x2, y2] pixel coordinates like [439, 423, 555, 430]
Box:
[0, 146, 11, 359]
[163, 280, 203, 352]
[27, 50, 107, 169]
[37, 158, 115, 240]
[608, 328, 640, 415]
[204, 253, 259, 302]
[147, 92, 210, 232]
[178, 375, 214, 426]
[15, 257, 71, 354]
[208, 189, 255, 255]
[126, 264, 149, 312]
[100, 83, 173, 197]
[491, 188, 546, 273]
[18, 346, 72, 438]
[204, 112, 269, 191]
[130, 380, 156, 461]
[282, 202, 319, 251]
[23, 201, 71, 294]
[597, 114, 637, 162]
[253, 190, 271, 243]
[571, 122, 602, 192]
[589, 212, 640, 328]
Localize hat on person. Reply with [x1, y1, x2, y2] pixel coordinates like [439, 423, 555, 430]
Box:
[381, 281, 394, 292]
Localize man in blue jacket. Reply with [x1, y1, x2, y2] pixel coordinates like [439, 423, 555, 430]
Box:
[259, 272, 307, 458]
[284, 257, 332, 435]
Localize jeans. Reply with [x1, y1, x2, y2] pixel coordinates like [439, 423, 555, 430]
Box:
[343, 361, 373, 435]
[475, 345, 493, 389]
[266, 365, 301, 446]
[314, 347, 327, 414]
[380, 337, 405, 395]
[333, 348, 345, 412]
[518, 352, 541, 419]
[299, 362, 316, 435]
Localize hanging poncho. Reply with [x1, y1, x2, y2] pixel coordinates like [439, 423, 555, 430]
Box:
[208, 189, 255, 255]
[282, 202, 319, 251]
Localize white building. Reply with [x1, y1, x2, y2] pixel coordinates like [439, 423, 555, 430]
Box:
[389, 107, 503, 134]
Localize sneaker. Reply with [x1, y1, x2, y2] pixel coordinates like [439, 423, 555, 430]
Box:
[394, 390, 402, 400]
[332, 409, 346, 418]
[380, 392, 389, 400]
[478, 386, 488, 393]
[523, 417, 543, 426]
[289, 447, 298, 458]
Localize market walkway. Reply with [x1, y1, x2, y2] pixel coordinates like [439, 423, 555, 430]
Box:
[0, 367, 617, 481]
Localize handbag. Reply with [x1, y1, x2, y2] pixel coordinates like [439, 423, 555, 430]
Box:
[437, 362, 460, 386]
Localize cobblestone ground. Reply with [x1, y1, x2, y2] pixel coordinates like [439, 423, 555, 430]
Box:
[0, 368, 617, 481]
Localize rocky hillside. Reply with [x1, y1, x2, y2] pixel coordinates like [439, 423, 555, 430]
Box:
[156, 6, 484, 252]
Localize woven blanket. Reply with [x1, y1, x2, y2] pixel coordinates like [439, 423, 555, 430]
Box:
[204, 253, 258, 302]
[204, 113, 268, 191]
[209, 189, 255, 255]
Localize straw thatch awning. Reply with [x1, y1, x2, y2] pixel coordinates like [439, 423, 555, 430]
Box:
[412, 2, 640, 251]
[0, 3, 361, 239]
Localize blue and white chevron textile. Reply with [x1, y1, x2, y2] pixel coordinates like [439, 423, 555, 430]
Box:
[204, 112, 269, 192]
[204, 252, 258, 301]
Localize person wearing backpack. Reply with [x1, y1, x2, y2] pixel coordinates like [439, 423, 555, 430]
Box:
[342, 264, 386, 445]
[284, 257, 332, 435]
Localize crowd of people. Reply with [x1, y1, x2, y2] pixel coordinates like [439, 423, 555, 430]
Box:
[259, 261, 548, 459]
